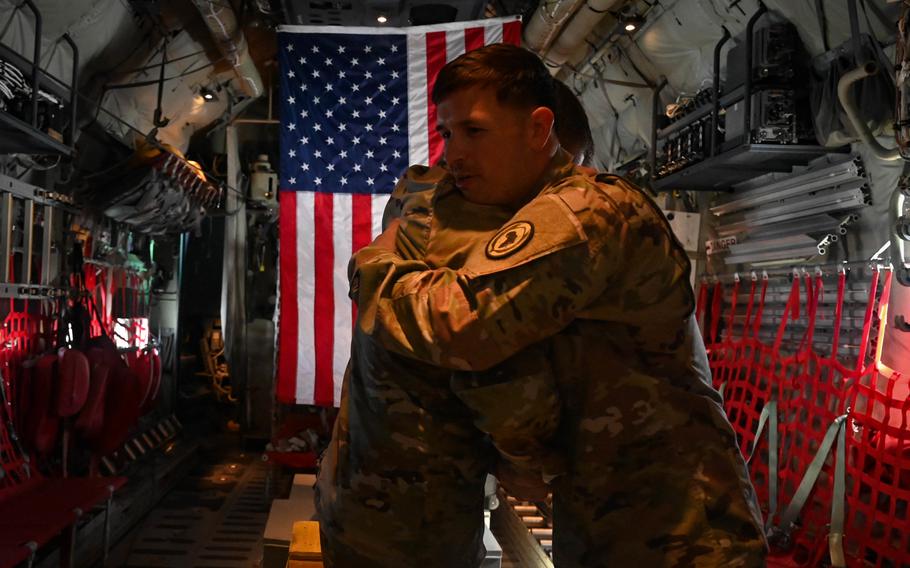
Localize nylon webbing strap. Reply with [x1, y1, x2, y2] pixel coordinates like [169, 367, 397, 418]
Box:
[828, 418, 848, 568]
[816, 0, 830, 51]
[849, 0, 861, 60]
[776, 415, 847, 537]
[747, 400, 778, 524]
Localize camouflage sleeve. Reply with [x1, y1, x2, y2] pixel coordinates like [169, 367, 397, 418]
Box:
[350, 188, 620, 371]
[451, 345, 565, 482]
[380, 165, 446, 260]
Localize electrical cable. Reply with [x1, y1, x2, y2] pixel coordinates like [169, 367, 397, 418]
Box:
[104, 57, 222, 90]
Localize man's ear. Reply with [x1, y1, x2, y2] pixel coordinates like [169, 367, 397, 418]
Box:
[529, 106, 556, 150]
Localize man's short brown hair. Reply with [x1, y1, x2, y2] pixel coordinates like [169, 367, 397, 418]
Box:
[554, 81, 595, 167]
[431, 44, 557, 112]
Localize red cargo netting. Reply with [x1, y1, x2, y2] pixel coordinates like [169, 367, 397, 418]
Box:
[701, 267, 906, 567]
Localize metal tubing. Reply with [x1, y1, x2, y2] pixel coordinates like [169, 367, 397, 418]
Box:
[102, 490, 113, 566]
[838, 62, 903, 161]
[743, 3, 768, 145]
[22, 199, 34, 284]
[40, 205, 54, 286]
[711, 28, 731, 156]
[60, 34, 78, 146]
[712, 160, 863, 215]
[1, 194, 13, 283]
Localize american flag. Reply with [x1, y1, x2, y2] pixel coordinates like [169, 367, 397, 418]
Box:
[276, 17, 522, 406]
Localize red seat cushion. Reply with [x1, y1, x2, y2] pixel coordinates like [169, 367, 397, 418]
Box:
[57, 349, 90, 417]
[0, 476, 126, 568]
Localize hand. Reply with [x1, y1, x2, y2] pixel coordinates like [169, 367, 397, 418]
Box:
[371, 218, 400, 251]
[495, 460, 550, 501]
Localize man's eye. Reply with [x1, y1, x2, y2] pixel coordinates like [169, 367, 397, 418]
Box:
[440, 131, 451, 140]
[467, 127, 483, 135]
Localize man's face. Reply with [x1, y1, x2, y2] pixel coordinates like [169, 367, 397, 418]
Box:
[436, 86, 541, 207]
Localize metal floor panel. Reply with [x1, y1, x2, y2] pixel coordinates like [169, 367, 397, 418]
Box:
[121, 452, 268, 568]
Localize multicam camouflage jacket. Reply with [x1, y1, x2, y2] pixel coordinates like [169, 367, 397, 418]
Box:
[350, 151, 768, 566]
[315, 163, 564, 568]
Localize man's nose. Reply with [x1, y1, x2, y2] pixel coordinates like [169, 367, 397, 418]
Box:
[444, 135, 465, 166]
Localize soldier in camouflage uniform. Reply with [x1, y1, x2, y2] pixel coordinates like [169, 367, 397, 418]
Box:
[349, 44, 768, 566]
[315, 79, 589, 566]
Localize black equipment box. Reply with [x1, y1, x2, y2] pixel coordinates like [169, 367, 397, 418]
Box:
[726, 22, 802, 91]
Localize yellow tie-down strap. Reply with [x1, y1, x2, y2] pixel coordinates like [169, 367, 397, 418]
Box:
[287, 521, 323, 568]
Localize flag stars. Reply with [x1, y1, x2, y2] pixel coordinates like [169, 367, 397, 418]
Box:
[340, 177, 348, 186]
[338, 70, 346, 79]
[379, 137, 387, 145]
[314, 96, 321, 104]
[365, 124, 373, 132]
[289, 176, 297, 184]
[315, 177, 322, 185]
[351, 84, 360, 92]
[287, 70, 296, 78]
[366, 149, 375, 158]
[377, 57, 385, 66]
[287, 95, 296, 104]
[364, 45, 372, 53]
[325, 83, 333, 92]
[300, 83, 307, 91]
[340, 150, 348, 158]
[367, 177, 375, 186]
[378, 110, 387, 119]
[393, 149, 401, 159]
[325, 109, 334, 118]
[288, 149, 296, 158]
[301, 163, 309, 171]
[298, 56, 306, 65]
[353, 163, 362, 172]
[325, 57, 333, 66]
[300, 136, 309, 145]
[390, 45, 398, 53]
[378, 84, 386, 92]
[391, 71, 399, 79]
[365, 71, 373, 79]
[391, 124, 400, 132]
[351, 57, 359, 66]
[365, 96, 373, 105]
[338, 96, 347, 105]
[311, 45, 320, 53]
[287, 123, 296, 131]
[326, 137, 334, 145]
[313, 123, 322, 132]
[327, 163, 335, 171]
[391, 96, 400, 105]
[312, 69, 320, 78]
[338, 123, 346, 131]
[352, 109, 360, 117]
[352, 136, 361, 145]
[300, 109, 308, 118]
[286, 44, 294, 52]
[314, 150, 323, 158]
[380, 163, 388, 172]
[337, 45, 346, 54]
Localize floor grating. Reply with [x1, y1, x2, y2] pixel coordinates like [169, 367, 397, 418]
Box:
[121, 452, 269, 568]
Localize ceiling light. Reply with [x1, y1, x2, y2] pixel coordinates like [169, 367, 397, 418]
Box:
[377, 15, 387, 23]
[200, 86, 217, 102]
[622, 15, 644, 33]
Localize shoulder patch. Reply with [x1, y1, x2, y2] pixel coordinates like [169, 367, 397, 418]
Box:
[486, 221, 534, 259]
[465, 193, 588, 277]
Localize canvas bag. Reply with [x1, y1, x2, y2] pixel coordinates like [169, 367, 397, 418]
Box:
[810, 0, 896, 147]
